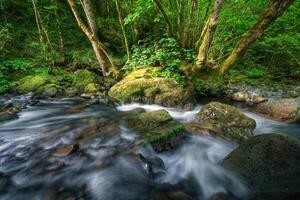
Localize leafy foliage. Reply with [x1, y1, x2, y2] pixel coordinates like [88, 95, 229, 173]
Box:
[124, 37, 192, 85]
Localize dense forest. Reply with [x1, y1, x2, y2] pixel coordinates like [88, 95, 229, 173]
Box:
[0, 0, 300, 200]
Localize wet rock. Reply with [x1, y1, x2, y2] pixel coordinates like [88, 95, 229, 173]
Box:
[33, 83, 63, 98]
[209, 192, 239, 200]
[222, 134, 300, 200]
[255, 98, 300, 122]
[139, 153, 165, 178]
[251, 95, 267, 104]
[125, 109, 185, 152]
[230, 91, 267, 104]
[0, 172, 10, 192]
[286, 90, 299, 98]
[109, 68, 195, 109]
[194, 102, 256, 143]
[230, 92, 250, 102]
[53, 143, 80, 157]
[65, 87, 79, 96]
[86, 95, 118, 107]
[0, 102, 22, 121]
[152, 191, 194, 200]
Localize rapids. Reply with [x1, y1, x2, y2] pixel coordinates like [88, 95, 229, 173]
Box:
[0, 97, 299, 200]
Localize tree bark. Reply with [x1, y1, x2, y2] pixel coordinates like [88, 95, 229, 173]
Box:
[195, 0, 224, 67]
[67, 0, 115, 75]
[219, 0, 294, 75]
[152, 0, 174, 38]
[115, 0, 131, 62]
[32, 0, 45, 49]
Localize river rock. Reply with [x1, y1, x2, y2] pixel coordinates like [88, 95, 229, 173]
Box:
[222, 134, 300, 200]
[53, 143, 79, 157]
[125, 109, 185, 152]
[255, 98, 300, 122]
[109, 68, 195, 109]
[33, 83, 63, 98]
[0, 102, 22, 121]
[230, 91, 267, 104]
[192, 102, 256, 143]
[230, 92, 250, 102]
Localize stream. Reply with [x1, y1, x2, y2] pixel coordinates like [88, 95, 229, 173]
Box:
[0, 97, 299, 200]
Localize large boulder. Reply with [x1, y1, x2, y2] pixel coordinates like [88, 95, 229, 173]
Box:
[222, 134, 300, 200]
[187, 102, 256, 143]
[109, 68, 195, 109]
[255, 98, 300, 123]
[125, 109, 185, 152]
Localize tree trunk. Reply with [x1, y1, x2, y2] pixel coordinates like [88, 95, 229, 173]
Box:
[67, 0, 115, 75]
[195, 0, 224, 68]
[219, 0, 294, 75]
[115, 0, 131, 62]
[32, 0, 45, 50]
[152, 0, 174, 38]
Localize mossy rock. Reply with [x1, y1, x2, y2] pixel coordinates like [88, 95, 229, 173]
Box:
[84, 83, 99, 94]
[33, 83, 63, 98]
[109, 68, 195, 109]
[71, 69, 100, 90]
[222, 134, 300, 200]
[17, 75, 49, 94]
[193, 102, 256, 143]
[125, 109, 185, 152]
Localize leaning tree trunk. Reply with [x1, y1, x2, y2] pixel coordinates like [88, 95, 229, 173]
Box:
[81, 0, 112, 75]
[67, 0, 115, 76]
[195, 0, 224, 68]
[219, 0, 294, 75]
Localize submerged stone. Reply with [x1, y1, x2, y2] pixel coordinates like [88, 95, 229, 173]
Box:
[222, 134, 300, 200]
[109, 68, 195, 109]
[53, 143, 79, 157]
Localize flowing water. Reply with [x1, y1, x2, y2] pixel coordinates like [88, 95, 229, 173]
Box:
[0, 97, 299, 200]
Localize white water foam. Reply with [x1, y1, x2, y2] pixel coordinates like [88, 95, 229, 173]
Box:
[117, 103, 202, 123]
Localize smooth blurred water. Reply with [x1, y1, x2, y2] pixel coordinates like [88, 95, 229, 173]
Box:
[0, 98, 299, 200]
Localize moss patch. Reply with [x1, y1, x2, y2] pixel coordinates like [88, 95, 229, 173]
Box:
[72, 69, 99, 90]
[109, 67, 195, 109]
[125, 109, 185, 151]
[17, 75, 49, 94]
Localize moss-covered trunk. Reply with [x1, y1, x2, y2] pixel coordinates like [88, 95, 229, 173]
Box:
[219, 0, 294, 75]
[195, 0, 224, 68]
[67, 0, 115, 76]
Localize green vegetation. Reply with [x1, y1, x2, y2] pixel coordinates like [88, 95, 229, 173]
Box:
[0, 0, 298, 97]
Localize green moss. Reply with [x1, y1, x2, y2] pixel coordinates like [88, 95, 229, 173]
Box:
[192, 73, 227, 97]
[84, 83, 99, 94]
[109, 68, 195, 108]
[143, 120, 184, 143]
[33, 83, 61, 98]
[17, 75, 49, 94]
[72, 69, 99, 89]
[126, 109, 184, 145]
